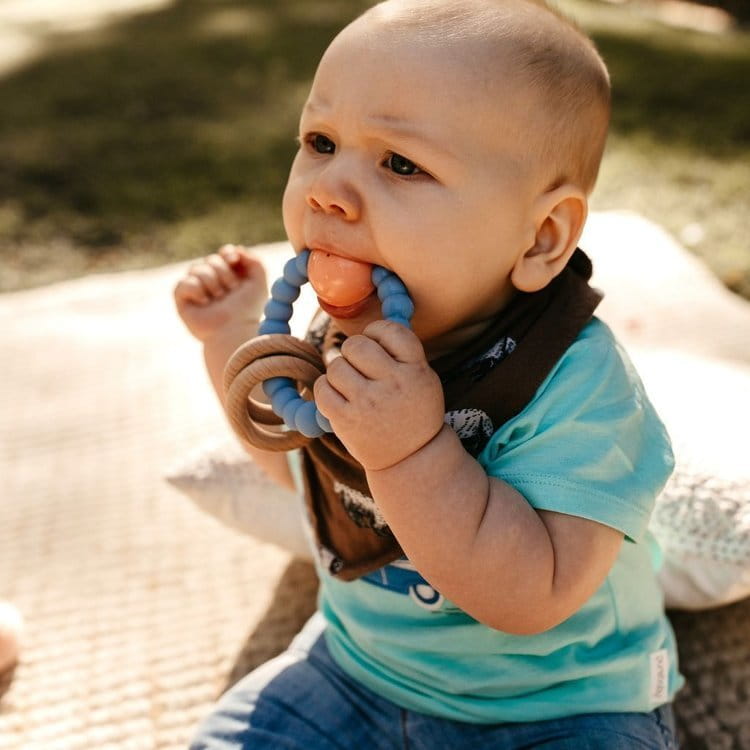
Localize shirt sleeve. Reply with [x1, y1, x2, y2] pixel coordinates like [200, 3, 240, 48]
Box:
[477, 319, 674, 542]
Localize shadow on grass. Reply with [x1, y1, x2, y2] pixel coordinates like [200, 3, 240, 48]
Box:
[0, 0, 747, 289]
[595, 30, 750, 155]
[0, 0, 370, 260]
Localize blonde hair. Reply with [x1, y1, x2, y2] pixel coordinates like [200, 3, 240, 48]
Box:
[360, 0, 611, 193]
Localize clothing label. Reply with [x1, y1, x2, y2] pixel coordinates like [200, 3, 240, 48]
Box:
[649, 649, 669, 704]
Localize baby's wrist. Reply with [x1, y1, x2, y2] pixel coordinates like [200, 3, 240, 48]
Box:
[364, 422, 447, 475]
[201, 318, 260, 347]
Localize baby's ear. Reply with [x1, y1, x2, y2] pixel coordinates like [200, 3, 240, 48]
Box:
[511, 184, 587, 293]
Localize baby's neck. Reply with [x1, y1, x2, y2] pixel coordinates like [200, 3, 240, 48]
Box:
[424, 316, 501, 361]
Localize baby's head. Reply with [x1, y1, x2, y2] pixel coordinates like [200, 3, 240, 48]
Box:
[283, 0, 610, 355]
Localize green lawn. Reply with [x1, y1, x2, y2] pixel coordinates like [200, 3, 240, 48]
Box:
[0, 0, 748, 298]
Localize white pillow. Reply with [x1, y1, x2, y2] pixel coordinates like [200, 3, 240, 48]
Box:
[627, 349, 750, 610]
[652, 464, 750, 611]
[165, 438, 313, 561]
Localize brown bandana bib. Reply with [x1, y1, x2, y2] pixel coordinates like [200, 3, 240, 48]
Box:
[300, 249, 603, 581]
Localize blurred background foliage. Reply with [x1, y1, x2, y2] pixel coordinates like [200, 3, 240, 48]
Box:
[0, 0, 748, 297]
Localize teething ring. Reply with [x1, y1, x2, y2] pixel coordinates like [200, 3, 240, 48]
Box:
[224, 335, 325, 451]
[223, 249, 414, 450]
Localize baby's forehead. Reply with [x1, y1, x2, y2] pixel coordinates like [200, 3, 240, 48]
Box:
[321, 15, 528, 103]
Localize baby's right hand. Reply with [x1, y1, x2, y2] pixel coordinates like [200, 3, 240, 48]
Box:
[174, 244, 268, 343]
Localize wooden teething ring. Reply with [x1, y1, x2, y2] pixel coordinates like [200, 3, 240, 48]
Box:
[223, 334, 325, 451]
[223, 250, 414, 452]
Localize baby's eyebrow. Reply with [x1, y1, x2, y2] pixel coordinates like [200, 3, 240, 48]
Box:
[365, 118, 458, 162]
[301, 101, 457, 162]
[303, 99, 329, 115]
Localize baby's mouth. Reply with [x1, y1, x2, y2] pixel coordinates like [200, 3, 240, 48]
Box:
[317, 296, 376, 319]
[307, 249, 376, 320]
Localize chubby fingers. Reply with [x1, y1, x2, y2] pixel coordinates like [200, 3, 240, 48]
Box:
[175, 244, 261, 306]
[318, 353, 369, 403]
[318, 321, 427, 400]
[338, 334, 395, 380]
[313, 338, 392, 427]
[361, 319, 426, 364]
[313, 369, 348, 420]
[173, 273, 211, 306]
[219, 244, 264, 280]
[184, 254, 234, 299]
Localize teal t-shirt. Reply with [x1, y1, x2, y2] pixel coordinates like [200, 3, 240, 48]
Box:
[311, 318, 683, 723]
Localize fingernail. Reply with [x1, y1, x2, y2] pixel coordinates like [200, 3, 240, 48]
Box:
[231, 261, 248, 278]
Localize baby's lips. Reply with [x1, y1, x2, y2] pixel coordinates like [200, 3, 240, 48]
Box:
[307, 249, 375, 307]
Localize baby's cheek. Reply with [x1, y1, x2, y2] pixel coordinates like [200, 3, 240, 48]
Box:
[281, 175, 304, 242]
[409, 296, 444, 336]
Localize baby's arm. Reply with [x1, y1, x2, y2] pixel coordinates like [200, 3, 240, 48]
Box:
[174, 245, 294, 491]
[368, 426, 622, 634]
[314, 320, 623, 635]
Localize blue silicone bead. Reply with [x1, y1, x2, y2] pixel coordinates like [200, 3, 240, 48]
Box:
[315, 410, 332, 433]
[371, 266, 390, 285]
[271, 278, 301, 304]
[283, 257, 307, 287]
[262, 376, 291, 398]
[263, 299, 294, 322]
[376, 276, 408, 301]
[295, 250, 310, 276]
[294, 400, 325, 438]
[271, 385, 299, 416]
[382, 293, 415, 321]
[282, 396, 306, 427]
[258, 319, 291, 335]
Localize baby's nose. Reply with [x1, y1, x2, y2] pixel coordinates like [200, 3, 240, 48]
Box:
[306, 170, 360, 220]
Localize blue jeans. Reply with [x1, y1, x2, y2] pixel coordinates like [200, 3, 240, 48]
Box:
[190, 613, 679, 749]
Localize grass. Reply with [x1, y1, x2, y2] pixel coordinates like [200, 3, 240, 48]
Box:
[0, 0, 748, 298]
[569, 0, 750, 295]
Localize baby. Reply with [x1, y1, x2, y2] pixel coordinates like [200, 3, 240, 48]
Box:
[175, 0, 683, 746]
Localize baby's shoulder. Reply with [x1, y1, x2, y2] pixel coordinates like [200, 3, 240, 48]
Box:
[542, 316, 640, 400]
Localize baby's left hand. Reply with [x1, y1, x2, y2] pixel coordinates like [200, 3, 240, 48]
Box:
[314, 320, 445, 471]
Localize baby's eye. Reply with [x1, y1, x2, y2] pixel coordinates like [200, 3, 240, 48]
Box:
[385, 153, 422, 177]
[307, 134, 335, 154]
